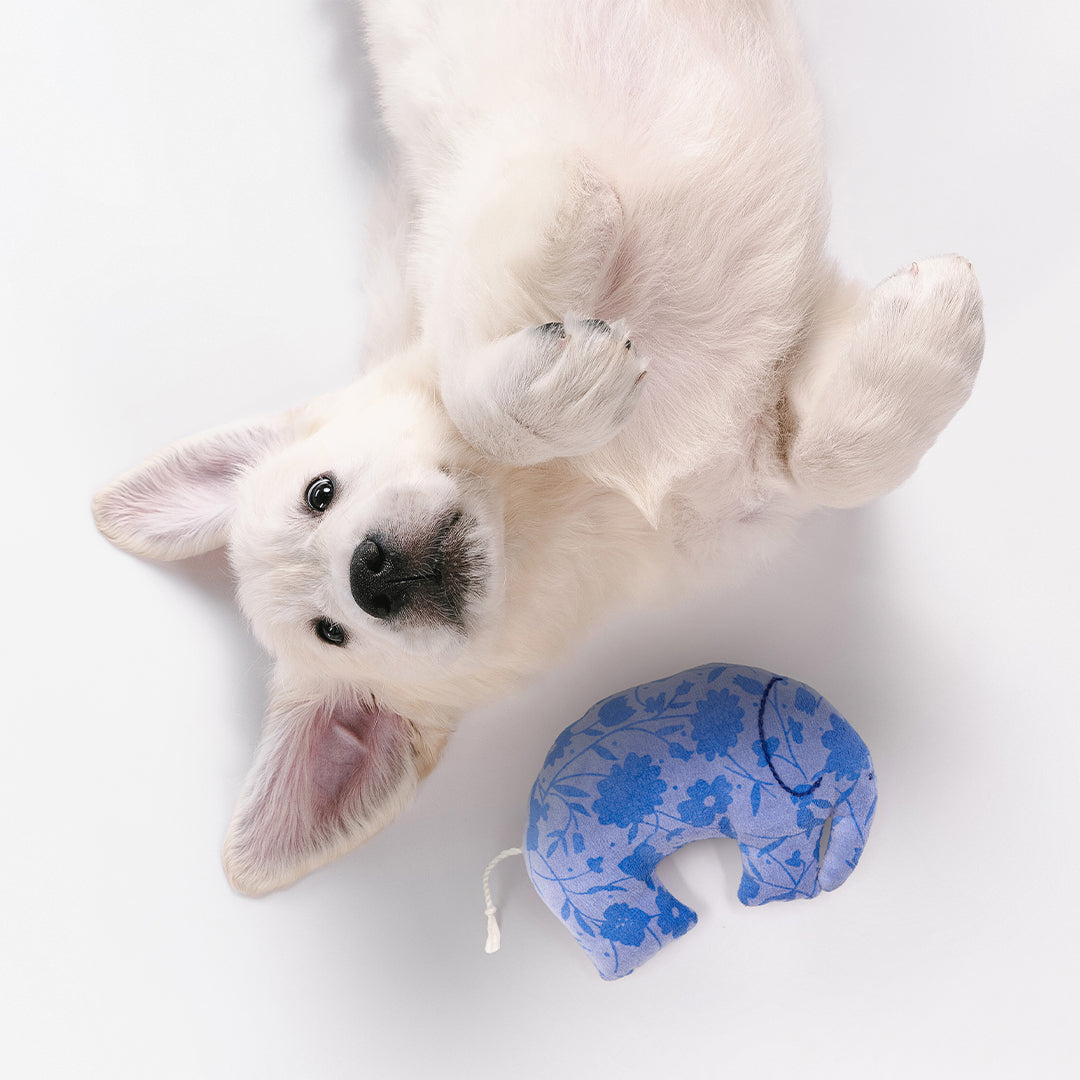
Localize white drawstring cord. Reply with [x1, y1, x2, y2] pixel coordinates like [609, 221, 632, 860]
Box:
[482, 847, 523, 954]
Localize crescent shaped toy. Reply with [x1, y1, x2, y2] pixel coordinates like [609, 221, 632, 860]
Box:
[485, 664, 877, 980]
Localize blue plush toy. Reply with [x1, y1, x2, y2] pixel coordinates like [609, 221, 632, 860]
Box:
[484, 664, 877, 980]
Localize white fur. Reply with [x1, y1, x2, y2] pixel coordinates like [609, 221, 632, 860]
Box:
[93, 0, 983, 896]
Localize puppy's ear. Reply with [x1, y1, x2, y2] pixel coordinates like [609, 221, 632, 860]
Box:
[92, 418, 285, 560]
[223, 677, 436, 897]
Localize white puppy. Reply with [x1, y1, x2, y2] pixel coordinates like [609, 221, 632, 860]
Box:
[93, 0, 983, 896]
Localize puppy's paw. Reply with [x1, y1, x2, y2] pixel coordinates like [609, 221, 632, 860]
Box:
[458, 316, 647, 465]
[788, 254, 984, 508]
[869, 254, 984, 407]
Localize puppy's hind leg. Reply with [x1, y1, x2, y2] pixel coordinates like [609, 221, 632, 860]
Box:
[785, 256, 984, 508]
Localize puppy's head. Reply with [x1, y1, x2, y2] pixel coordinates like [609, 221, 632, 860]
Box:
[93, 361, 506, 895]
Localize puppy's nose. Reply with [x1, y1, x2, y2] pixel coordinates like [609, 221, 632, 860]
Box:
[350, 535, 438, 620]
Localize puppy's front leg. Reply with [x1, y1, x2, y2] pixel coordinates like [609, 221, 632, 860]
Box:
[444, 315, 646, 465]
[786, 255, 984, 507]
[429, 149, 645, 465]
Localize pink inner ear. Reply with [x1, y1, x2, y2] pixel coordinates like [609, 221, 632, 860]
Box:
[131, 449, 239, 550]
[93, 420, 282, 560]
[224, 688, 412, 896]
[306, 698, 406, 831]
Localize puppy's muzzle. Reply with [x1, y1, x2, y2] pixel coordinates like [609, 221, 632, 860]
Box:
[349, 513, 478, 627]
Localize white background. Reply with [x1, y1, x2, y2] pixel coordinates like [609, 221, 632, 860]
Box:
[3, 2, 1078, 1077]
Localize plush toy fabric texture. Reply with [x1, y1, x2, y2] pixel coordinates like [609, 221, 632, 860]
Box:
[523, 664, 877, 980]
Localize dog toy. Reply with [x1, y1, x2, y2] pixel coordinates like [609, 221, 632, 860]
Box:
[483, 664, 877, 979]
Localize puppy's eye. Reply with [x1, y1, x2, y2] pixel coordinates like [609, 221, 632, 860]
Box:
[314, 618, 347, 647]
[305, 476, 335, 513]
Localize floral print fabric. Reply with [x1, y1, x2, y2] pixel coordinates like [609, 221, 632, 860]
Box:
[524, 665, 877, 979]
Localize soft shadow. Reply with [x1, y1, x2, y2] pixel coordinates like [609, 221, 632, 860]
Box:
[155, 547, 235, 610]
[155, 548, 270, 741]
[317, 0, 390, 168]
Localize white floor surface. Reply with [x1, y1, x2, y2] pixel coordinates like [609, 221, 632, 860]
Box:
[2, 2, 1077, 1076]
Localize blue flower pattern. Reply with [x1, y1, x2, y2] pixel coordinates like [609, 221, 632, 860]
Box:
[676, 775, 733, 827]
[523, 665, 877, 980]
[689, 688, 745, 760]
[592, 753, 667, 828]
